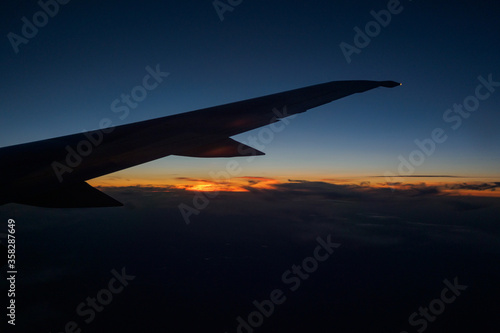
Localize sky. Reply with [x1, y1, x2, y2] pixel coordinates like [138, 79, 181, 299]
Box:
[1, 1, 500, 332]
[1, 0, 499, 194]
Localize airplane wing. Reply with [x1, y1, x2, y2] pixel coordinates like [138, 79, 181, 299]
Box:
[0, 80, 399, 207]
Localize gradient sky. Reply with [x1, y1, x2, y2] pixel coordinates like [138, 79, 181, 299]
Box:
[1, 0, 499, 191]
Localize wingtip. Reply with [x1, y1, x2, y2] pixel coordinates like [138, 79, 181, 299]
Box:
[380, 81, 401, 88]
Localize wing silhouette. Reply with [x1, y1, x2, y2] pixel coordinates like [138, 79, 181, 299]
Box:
[0, 80, 399, 207]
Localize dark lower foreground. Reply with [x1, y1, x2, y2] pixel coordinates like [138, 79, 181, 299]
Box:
[1, 186, 499, 332]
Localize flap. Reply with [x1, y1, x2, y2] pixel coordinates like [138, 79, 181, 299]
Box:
[174, 138, 265, 158]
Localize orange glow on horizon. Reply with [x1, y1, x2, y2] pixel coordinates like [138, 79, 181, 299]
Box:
[88, 174, 500, 198]
[179, 182, 247, 192]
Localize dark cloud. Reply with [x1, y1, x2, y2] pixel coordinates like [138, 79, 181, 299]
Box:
[6, 180, 500, 333]
[403, 184, 441, 197]
[448, 182, 500, 191]
[240, 180, 370, 203]
[96, 180, 500, 242]
[175, 177, 213, 183]
[371, 175, 460, 178]
[239, 176, 275, 186]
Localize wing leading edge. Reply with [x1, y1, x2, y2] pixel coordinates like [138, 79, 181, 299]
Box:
[0, 80, 400, 207]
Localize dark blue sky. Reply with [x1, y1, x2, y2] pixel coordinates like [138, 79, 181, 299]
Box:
[1, 0, 499, 181]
